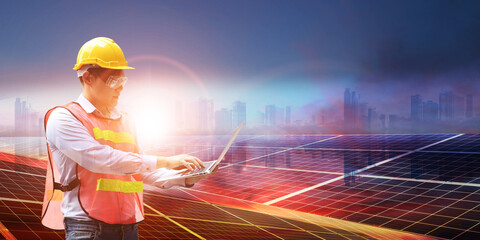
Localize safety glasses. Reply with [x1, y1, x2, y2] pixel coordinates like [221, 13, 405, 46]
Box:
[105, 75, 128, 89]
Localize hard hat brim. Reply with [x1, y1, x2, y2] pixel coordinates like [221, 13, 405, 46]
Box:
[73, 64, 135, 71]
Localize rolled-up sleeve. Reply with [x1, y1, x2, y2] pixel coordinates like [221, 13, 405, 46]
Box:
[46, 108, 157, 175]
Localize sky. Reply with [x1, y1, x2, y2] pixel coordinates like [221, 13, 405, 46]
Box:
[1, 0, 480, 127]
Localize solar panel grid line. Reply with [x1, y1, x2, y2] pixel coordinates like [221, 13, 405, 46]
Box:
[274, 180, 479, 239]
[181, 145, 408, 154]
[318, 181, 479, 221]
[0, 220, 17, 240]
[0, 198, 42, 205]
[352, 182, 476, 237]
[264, 134, 465, 206]
[220, 135, 344, 170]
[144, 213, 347, 240]
[177, 188, 316, 240]
[292, 203, 477, 231]
[229, 155, 480, 190]
[1, 134, 478, 239]
[175, 188, 341, 238]
[1, 199, 41, 239]
[355, 181, 445, 229]
[143, 203, 206, 240]
[8, 171, 43, 202]
[295, 147, 408, 153]
[454, 222, 480, 239]
[361, 151, 480, 185]
[419, 150, 480, 155]
[224, 162, 480, 189]
[231, 163, 345, 176]
[0, 169, 44, 179]
[422, 188, 480, 238]
[177, 186, 436, 240]
[357, 174, 480, 188]
[186, 180, 475, 221]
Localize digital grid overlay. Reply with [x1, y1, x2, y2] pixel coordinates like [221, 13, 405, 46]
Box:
[0, 133, 479, 239]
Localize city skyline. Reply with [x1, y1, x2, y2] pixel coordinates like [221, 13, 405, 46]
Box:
[2, 1, 480, 131]
[4, 86, 480, 137]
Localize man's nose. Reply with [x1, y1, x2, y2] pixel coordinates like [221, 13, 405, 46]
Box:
[115, 85, 123, 93]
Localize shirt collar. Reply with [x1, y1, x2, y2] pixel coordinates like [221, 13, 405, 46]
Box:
[75, 94, 121, 120]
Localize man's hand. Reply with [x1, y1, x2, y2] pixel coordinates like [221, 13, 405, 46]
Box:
[185, 164, 220, 187]
[157, 154, 204, 171]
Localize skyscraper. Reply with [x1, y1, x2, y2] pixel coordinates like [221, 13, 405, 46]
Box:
[215, 108, 232, 132]
[368, 107, 377, 130]
[285, 106, 291, 125]
[15, 97, 30, 136]
[344, 88, 359, 130]
[276, 107, 285, 126]
[232, 101, 246, 128]
[344, 88, 351, 125]
[389, 114, 398, 131]
[411, 94, 423, 121]
[265, 105, 276, 126]
[423, 100, 439, 122]
[439, 91, 453, 121]
[197, 98, 214, 132]
[453, 95, 465, 120]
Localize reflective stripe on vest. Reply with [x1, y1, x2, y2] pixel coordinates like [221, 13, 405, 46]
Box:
[45, 189, 63, 201]
[96, 179, 143, 193]
[93, 127, 136, 145]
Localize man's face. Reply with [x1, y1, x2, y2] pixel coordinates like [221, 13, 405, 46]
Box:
[88, 69, 125, 108]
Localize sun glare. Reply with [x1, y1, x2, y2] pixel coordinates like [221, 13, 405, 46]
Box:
[133, 107, 173, 144]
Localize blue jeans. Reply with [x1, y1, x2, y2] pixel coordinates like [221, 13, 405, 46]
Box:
[64, 218, 139, 240]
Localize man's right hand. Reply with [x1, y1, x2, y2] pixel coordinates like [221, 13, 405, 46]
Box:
[156, 154, 204, 171]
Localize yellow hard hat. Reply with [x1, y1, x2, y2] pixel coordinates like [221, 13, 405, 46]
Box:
[73, 37, 134, 70]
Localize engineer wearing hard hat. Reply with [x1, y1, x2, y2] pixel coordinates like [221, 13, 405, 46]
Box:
[41, 37, 207, 239]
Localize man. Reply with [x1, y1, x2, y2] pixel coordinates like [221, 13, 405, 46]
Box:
[41, 37, 208, 239]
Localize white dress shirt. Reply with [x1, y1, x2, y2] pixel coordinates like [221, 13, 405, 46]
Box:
[46, 94, 185, 221]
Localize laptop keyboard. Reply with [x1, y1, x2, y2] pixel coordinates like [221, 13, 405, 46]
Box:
[190, 161, 214, 174]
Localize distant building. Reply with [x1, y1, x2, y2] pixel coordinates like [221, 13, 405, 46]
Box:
[379, 114, 386, 131]
[423, 100, 439, 122]
[344, 88, 351, 125]
[215, 108, 232, 132]
[389, 114, 398, 131]
[198, 98, 214, 132]
[265, 105, 276, 126]
[14, 97, 42, 136]
[344, 88, 359, 130]
[439, 91, 453, 121]
[276, 106, 285, 126]
[368, 108, 378, 130]
[411, 94, 423, 121]
[453, 95, 465, 120]
[232, 101, 246, 128]
[15, 98, 30, 135]
[285, 106, 291, 125]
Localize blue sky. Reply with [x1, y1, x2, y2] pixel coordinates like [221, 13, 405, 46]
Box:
[1, 0, 480, 125]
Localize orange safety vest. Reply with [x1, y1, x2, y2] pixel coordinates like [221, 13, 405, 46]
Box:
[41, 102, 144, 230]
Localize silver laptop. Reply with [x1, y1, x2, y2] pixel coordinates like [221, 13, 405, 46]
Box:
[154, 121, 245, 182]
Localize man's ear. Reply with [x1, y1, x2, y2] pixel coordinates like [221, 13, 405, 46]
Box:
[82, 71, 93, 86]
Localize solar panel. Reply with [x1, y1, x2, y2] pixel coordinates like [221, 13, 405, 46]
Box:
[0, 134, 479, 239]
[422, 134, 480, 153]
